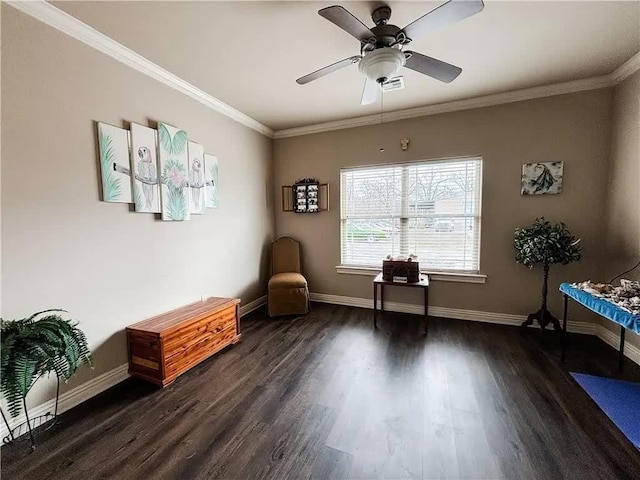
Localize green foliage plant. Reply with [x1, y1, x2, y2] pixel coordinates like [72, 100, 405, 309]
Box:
[515, 218, 582, 269]
[514, 218, 582, 330]
[1, 310, 92, 419]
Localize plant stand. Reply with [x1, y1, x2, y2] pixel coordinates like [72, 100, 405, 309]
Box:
[1, 376, 60, 452]
[522, 308, 561, 332]
[520, 264, 562, 332]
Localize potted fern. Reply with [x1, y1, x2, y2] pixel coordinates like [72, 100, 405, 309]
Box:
[514, 218, 582, 331]
[1, 309, 92, 450]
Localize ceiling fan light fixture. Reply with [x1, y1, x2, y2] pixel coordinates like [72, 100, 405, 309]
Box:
[358, 47, 406, 83]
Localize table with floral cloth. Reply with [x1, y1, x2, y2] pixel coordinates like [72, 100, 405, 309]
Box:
[559, 280, 640, 368]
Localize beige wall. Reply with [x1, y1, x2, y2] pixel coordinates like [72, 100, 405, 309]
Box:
[1, 7, 274, 409]
[1, 3, 637, 414]
[274, 89, 613, 320]
[603, 70, 640, 347]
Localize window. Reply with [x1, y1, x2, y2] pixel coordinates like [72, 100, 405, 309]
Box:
[340, 157, 482, 272]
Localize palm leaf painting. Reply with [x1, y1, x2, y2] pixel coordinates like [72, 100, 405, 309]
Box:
[161, 158, 188, 190]
[98, 131, 122, 202]
[162, 158, 188, 220]
[208, 163, 219, 207]
[158, 124, 190, 221]
[204, 153, 219, 209]
[186, 141, 206, 215]
[172, 131, 188, 156]
[130, 123, 161, 213]
[158, 123, 188, 156]
[97, 123, 133, 203]
[165, 186, 187, 220]
[134, 186, 145, 212]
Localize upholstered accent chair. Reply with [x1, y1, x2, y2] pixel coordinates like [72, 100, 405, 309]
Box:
[268, 237, 310, 317]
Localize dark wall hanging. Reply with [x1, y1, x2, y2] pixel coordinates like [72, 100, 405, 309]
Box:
[281, 179, 329, 213]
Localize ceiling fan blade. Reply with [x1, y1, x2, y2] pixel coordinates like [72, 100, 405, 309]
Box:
[403, 0, 484, 42]
[319, 5, 375, 43]
[296, 56, 361, 85]
[404, 51, 462, 83]
[361, 77, 381, 105]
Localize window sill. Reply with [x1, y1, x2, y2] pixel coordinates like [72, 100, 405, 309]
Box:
[335, 265, 487, 284]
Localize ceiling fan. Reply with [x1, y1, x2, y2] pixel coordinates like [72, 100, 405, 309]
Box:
[296, 0, 484, 105]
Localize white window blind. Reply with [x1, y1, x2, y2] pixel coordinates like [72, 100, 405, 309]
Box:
[340, 157, 482, 272]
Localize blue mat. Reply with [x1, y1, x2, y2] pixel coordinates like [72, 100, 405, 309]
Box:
[572, 373, 640, 449]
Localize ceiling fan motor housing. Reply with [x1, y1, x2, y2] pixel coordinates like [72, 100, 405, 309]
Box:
[358, 47, 406, 84]
[371, 6, 392, 26]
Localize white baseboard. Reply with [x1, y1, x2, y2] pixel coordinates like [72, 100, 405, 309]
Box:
[310, 292, 640, 365]
[596, 324, 640, 366]
[310, 292, 596, 335]
[0, 363, 130, 440]
[1, 294, 268, 440]
[2, 294, 635, 439]
[240, 295, 267, 316]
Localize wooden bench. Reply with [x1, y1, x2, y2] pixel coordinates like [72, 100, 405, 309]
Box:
[126, 297, 241, 386]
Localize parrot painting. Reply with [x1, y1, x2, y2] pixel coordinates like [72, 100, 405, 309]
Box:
[137, 146, 157, 211]
[190, 157, 203, 212]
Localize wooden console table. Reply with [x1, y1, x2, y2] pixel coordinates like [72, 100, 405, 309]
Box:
[373, 272, 430, 334]
[126, 297, 240, 386]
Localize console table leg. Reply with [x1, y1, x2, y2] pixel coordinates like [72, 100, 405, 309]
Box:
[561, 294, 568, 363]
[373, 283, 378, 329]
[619, 325, 626, 371]
[380, 284, 384, 312]
[423, 287, 429, 335]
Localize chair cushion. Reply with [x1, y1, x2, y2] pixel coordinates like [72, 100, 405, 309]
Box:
[269, 272, 308, 289]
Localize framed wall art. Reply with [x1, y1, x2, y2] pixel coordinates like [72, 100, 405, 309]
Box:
[204, 153, 219, 209]
[97, 122, 133, 203]
[187, 141, 206, 215]
[130, 123, 161, 213]
[158, 123, 190, 221]
[521, 161, 564, 195]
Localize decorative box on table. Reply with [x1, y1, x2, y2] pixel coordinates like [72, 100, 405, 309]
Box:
[382, 260, 420, 283]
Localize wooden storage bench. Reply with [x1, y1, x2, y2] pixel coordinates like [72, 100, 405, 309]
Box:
[126, 297, 241, 386]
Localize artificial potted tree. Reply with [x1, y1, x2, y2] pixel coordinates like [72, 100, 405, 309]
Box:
[1, 309, 92, 450]
[514, 218, 582, 331]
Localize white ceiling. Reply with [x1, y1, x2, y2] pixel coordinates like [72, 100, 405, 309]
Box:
[54, 1, 640, 131]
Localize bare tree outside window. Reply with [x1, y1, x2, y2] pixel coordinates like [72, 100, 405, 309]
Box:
[341, 158, 482, 272]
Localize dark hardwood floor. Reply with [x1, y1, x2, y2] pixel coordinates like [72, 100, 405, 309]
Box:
[3, 303, 640, 479]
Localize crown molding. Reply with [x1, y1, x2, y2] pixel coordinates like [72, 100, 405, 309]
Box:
[6, 0, 274, 138]
[273, 75, 613, 139]
[610, 50, 640, 84]
[273, 50, 640, 139]
[7, 1, 640, 141]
